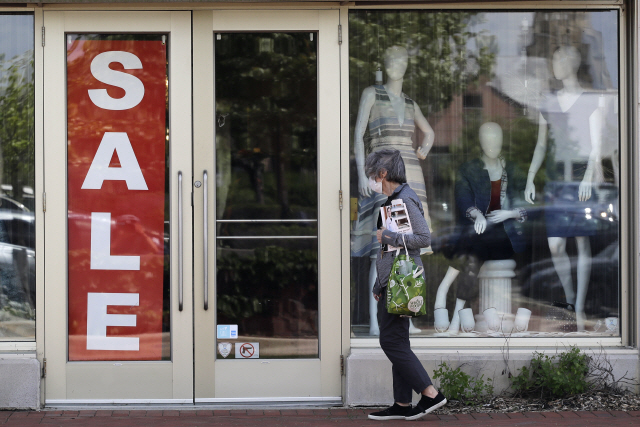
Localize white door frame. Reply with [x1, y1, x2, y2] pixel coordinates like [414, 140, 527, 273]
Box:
[43, 10, 193, 404]
[192, 9, 343, 403]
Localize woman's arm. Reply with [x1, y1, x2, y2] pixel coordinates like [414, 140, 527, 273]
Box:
[379, 197, 430, 250]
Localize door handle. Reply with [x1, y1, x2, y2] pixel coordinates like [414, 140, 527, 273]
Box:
[178, 171, 184, 312]
[203, 170, 209, 310]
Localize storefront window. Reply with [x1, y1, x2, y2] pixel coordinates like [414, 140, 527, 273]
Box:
[0, 13, 35, 342]
[349, 10, 620, 338]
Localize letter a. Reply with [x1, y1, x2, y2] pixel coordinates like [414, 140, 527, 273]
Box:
[82, 132, 148, 190]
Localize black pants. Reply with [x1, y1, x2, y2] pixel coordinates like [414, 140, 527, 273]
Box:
[378, 288, 432, 403]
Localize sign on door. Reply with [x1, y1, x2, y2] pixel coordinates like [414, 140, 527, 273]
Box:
[67, 37, 168, 361]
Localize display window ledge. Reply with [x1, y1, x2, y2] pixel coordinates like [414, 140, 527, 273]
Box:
[350, 336, 624, 348]
[0, 346, 37, 356]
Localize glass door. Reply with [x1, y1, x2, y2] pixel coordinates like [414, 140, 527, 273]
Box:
[43, 11, 192, 403]
[193, 10, 342, 402]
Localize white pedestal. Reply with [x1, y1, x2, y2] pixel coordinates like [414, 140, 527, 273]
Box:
[478, 259, 516, 315]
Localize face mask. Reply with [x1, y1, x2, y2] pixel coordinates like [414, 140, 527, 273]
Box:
[368, 177, 383, 194]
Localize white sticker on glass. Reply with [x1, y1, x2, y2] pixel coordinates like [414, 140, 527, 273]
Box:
[218, 342, 232, 358]
[235, 342, 259, 359]
[217, 324, 238, 339]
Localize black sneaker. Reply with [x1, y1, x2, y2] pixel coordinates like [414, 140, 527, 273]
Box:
[368, 403, 412, 420]
[404, 392, 447, 421]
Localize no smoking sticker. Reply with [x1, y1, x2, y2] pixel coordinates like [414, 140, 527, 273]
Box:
[235, 342, 259, 359]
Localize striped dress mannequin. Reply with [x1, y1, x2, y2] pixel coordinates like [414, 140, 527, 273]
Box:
[351, 85, 431, 260]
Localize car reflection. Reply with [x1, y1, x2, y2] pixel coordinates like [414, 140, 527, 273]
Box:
[0, 207, 35, 336]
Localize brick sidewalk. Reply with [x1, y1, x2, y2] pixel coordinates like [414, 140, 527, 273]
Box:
[1, 409, 639, 426]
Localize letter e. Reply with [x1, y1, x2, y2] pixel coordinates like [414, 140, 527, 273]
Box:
[86, 293, 139, 351]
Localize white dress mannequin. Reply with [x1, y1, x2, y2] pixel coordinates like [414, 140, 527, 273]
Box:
[447, 122, 524, 333]
[524, 46, 604, 332]
[353, 46, 435, 335]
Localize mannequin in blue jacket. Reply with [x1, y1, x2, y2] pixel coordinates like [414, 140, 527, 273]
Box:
[448, 122, 528, 333]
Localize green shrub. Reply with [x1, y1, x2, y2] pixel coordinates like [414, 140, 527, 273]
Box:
[511, 347, 591, 398]
[433, 362, 493, 405]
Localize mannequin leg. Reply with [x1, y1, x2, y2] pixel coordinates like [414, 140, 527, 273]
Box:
[408, 319, 421, 334]
[434, 267, 460, 309]
[447, 298, 466, 334]
[574, 236, 592, 331]
[547, 237, 576, 305]
[369, 261, 379, 336]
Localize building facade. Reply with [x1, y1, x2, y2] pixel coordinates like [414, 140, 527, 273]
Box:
[0, 0, 637, 409]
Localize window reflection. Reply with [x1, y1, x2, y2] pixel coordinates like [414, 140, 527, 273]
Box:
[0, 13, 35, 341]
[217, 239, 318, 358]
[349, 10, 619, 338]
[215, 33, 319, 358]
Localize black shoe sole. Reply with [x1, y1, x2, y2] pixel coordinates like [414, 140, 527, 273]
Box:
[404, 398, 447, 421]
[368, 414, 408, 420]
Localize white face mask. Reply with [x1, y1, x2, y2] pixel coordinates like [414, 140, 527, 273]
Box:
[368, 177, 383, 194]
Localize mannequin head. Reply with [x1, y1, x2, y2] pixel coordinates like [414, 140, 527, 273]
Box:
[479, 122, 503, 160]
[384, 46, 409, 81]
[552, 46, 581, 81]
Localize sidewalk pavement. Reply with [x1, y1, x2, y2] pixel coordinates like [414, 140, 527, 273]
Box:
[1, 408, 639, 426]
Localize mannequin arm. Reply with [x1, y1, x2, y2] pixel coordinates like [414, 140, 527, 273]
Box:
[413, 103, 435, 160]
[468, 209, 487, 234]
[579, 103, 604, 201]
[524, 113, 548, 204]
[353, 87, 376, 197]
[486, 209, 521, 224]
[454, 167, 487, 234]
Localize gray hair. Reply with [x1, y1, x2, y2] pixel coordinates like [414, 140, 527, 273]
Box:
[365, 149, 407, 184]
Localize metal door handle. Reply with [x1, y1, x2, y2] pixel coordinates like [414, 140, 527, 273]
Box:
[178, 171, 183, 312]
[203, 170, 209, 310]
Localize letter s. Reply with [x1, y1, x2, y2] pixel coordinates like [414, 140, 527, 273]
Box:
[88, 51, 145, 110]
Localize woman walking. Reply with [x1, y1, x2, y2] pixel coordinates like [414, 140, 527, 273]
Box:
[365, 149, 447, 421]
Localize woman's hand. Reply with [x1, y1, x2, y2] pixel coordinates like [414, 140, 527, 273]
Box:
[373, 292, 381, 301]
[376, 227, 386, 243]
[486, 210, 518, 224]
[415, 146, 428, 160]
[474, 214, 487, 234]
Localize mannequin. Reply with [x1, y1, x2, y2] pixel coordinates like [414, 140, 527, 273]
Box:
[525, 46, 604, 332]
[434, 266, 460, 310]
[352, 46, 435, 335]
[449, 122, 528, 333]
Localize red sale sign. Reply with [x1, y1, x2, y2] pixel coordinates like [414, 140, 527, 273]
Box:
[67, 39, 167, 361]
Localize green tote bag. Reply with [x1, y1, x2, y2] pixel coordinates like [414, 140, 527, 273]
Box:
[386, 235, 427, 317]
